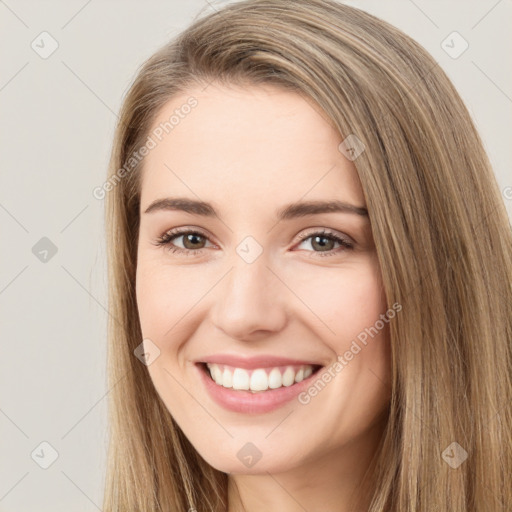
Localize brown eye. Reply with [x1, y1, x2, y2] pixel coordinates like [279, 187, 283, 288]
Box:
[181, 233, 207, 250]
[309, 234, 336, 252]
[295, 229, 354, 257]
[154, 228, 214, 256]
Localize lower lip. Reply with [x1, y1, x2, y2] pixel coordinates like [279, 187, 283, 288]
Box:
[196, 363, 322, 414]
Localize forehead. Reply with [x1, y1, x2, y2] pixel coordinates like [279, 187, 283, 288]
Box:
[139, 82, 364, 212]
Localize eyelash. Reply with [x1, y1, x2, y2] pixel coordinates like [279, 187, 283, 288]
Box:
[153, 228, 354, 258]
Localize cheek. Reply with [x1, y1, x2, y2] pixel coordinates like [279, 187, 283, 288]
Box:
[135, 262, 196, 410]
[288, 258, 387, 343]
[136, 265, 160, 336]
[289, 258, 391, 393]
[135, 261, 196, 337]
[291, 264, 392, 442]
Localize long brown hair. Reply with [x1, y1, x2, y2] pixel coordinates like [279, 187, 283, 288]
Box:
[102, 1, 512, 510]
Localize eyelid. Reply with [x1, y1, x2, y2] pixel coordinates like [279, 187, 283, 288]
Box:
[295, 227, 354, 245]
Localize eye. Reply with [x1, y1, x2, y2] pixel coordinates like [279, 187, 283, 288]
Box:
[294, 229, 354, 257]
[153, 228, 214, 256]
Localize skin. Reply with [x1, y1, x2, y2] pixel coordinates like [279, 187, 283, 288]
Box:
[135, 82, 392, 512]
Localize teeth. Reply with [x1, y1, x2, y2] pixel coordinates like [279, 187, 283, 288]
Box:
[232, 368, 249, 390]
[282, 367, 295, 386]
[222, 367, 233, 388]
[205, 363, 316, 392]
[250, 369, 268, 391]
[213, 365, 223, 385]
[268, 367, 282, 389]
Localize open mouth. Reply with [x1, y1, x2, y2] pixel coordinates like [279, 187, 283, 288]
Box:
[198, 362, 323, 393]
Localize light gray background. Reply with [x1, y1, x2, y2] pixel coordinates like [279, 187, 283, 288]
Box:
[1, 1, 510, 510]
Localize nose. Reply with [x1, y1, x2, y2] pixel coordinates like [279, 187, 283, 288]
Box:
[210, 254, 289, 341]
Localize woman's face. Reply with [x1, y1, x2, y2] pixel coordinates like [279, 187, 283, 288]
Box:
[136, 82, 392, 475]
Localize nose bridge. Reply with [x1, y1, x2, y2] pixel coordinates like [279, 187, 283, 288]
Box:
[210, 248, 287, 339]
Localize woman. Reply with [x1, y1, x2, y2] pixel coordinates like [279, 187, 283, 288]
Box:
[102, 1, 512, 510]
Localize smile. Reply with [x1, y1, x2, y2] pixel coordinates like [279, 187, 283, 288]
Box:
[206, 362, 317, 392]
[196, 361, 324, 414]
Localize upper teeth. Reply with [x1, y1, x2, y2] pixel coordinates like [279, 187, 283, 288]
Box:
[206, 363, 314, 392]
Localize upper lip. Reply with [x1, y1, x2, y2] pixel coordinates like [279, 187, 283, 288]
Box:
[196, 354, 324, 370]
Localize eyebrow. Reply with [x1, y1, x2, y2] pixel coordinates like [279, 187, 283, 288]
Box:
[143, 197, 368, 219]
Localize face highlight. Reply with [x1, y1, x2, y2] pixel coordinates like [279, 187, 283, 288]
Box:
[135, 82, 392, 478]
